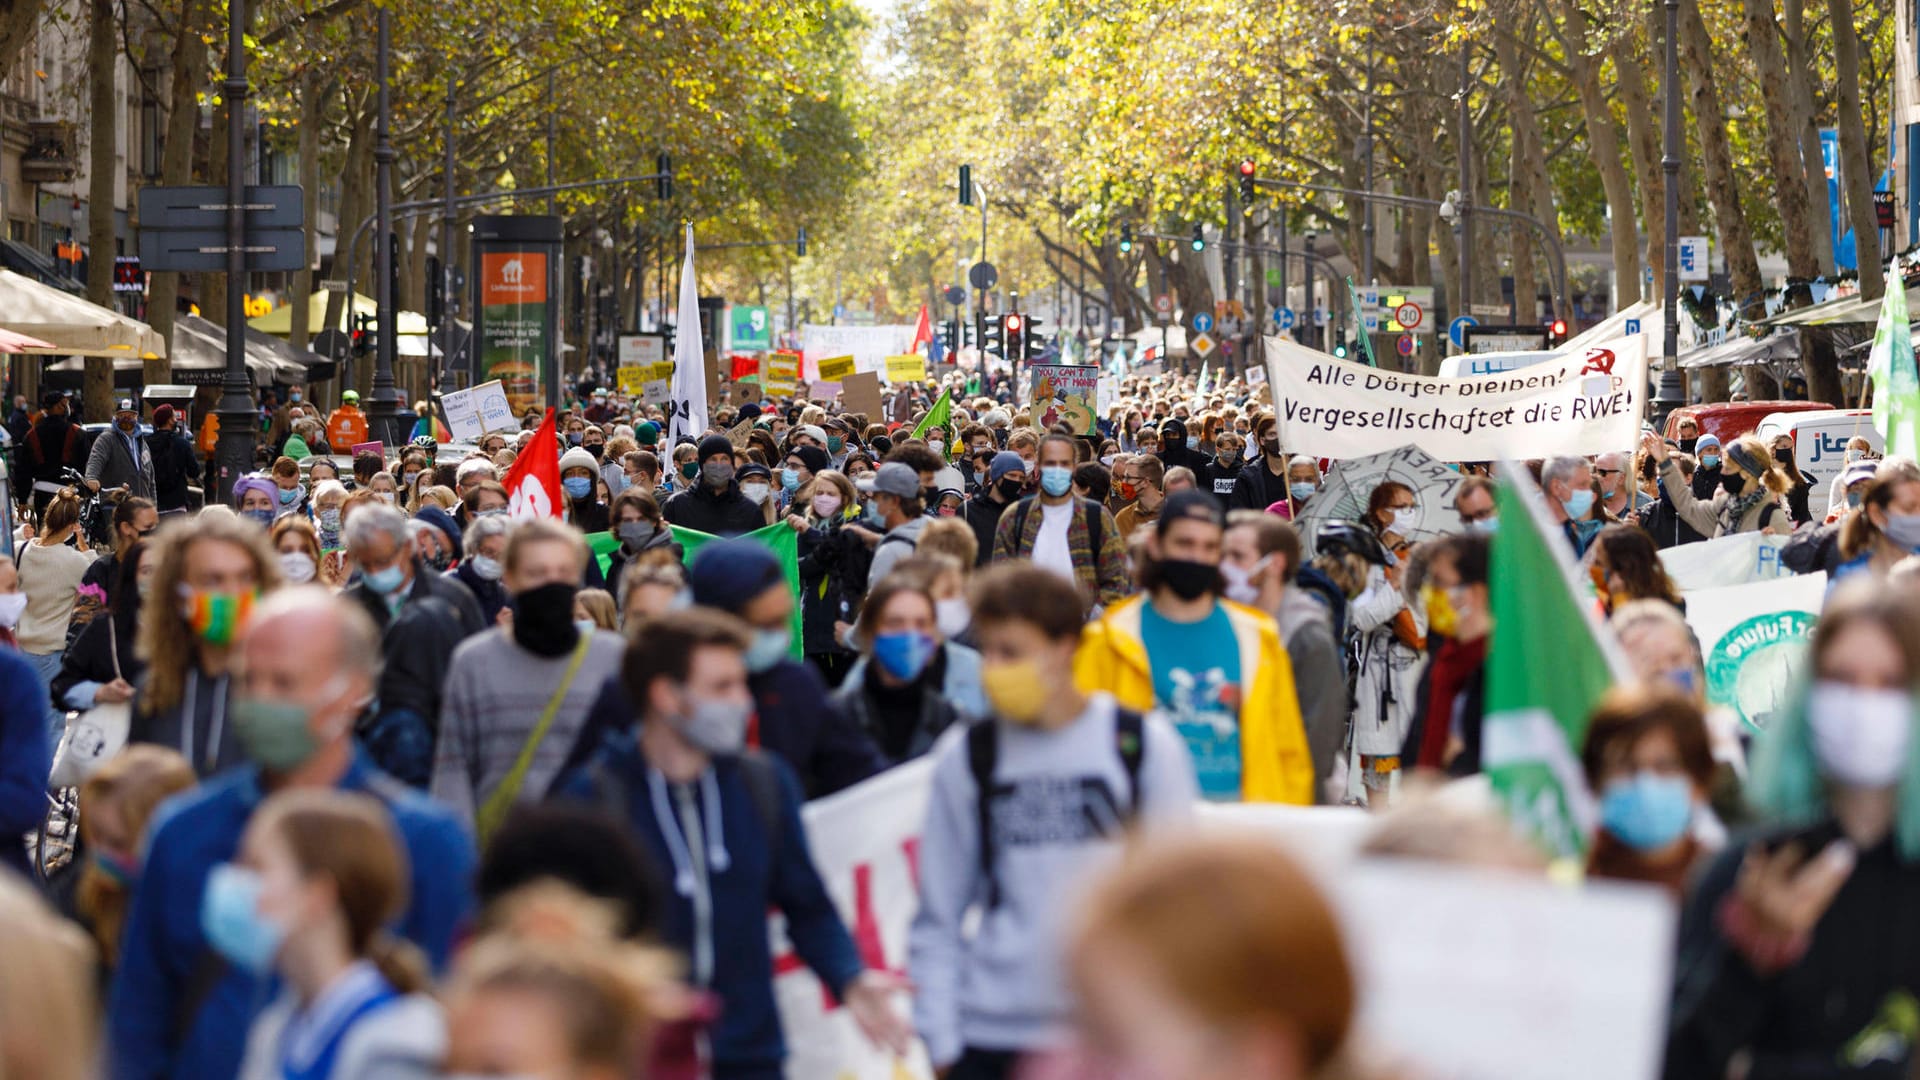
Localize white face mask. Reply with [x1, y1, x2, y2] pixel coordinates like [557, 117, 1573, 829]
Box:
[278, 551, 316, 584]
[935, 596, 971, 639]
[742, 482, 771, 505]
[1808, 680, 1913, 788]
[1219, 556, 1270, 606]
[469, 554, 503, 581]
[0, 592, 24, 629]
[1391, 507, 1418, 530]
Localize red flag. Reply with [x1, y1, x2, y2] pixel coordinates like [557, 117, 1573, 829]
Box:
[503, 408, 563, 520]
[910, 303, 933, 354]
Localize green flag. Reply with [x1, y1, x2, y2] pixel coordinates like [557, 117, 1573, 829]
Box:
[1345, 276, 1378, 367]
[1869, 261, 1916, 457]
[910, 388, 955, 455]
[1481, 466, 1632, 860]
[1197, 361, 1210, 394]
[669, 521, 804, 659]
[585, 531, 622, 579]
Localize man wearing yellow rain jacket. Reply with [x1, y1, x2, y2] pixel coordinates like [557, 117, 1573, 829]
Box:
[1074, 490, 1315, 804]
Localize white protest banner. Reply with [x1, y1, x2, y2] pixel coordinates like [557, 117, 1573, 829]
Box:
[1681, 571, 1825, 734]
[801, 324, 916, 384]
[1658, 531, 1795, 591]
[438, 379, 516, 443]
[1264, 333, 1647, 461]
[775, 759, 937, 1080]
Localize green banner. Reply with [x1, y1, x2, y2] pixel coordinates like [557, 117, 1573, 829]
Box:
[670, 521, 804, 659]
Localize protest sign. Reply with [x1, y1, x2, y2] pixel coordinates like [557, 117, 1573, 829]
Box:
[1264, 334, 1647, 461]
[733, 381, 763, 406]
[1028, 363, 1099, 433]
[885, 354, 928, 384]
[349, 440, 384, 461]
[1680, 571, 1825, 733]
[802, 324, 915, 381]
[765, 350, 801, 395]
[841, 370, 883, 417]
[1658, 532, 1795, 592]
[816, 354, 858, 382]
[438, 379, 515, 443]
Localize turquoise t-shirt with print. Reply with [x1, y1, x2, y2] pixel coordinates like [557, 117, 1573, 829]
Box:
[1139, 598, 1243, 799]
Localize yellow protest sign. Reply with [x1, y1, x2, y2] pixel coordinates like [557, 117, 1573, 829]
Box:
[885, 354, 927, 383]
[765, 352, 800, 393]
[816, 354, 857, 382]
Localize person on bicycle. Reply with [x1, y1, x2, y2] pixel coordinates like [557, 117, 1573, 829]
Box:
[18, 392, 87, 520]
[85, 397, 155, 502]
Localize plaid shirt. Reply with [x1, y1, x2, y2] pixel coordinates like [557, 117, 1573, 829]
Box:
[988, 495, 1131, 608]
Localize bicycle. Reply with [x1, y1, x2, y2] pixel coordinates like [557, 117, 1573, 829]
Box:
[57, 467, 118, 549]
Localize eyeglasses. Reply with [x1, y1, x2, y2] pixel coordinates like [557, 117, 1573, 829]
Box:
[1593, 467, 1623, 477]
[1458, 509, 1494, 523]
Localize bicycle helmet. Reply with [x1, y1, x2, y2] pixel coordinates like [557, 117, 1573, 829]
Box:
[411, 434, 437, 452]
[1314, 519, 1392, 566]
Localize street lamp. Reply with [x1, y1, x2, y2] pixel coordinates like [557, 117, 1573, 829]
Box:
[1653, 0, 1687, 422]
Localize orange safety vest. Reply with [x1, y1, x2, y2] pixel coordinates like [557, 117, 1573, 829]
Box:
[327, 405, 369, 449]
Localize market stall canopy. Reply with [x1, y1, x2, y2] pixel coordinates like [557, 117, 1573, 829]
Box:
[248, 289, 430, 336]
[1764, 283, 1920, 327]
[0, 328, 56, 353]
[1678, 329, 1801, 370]
[46, 314, 327, 384]
[0, 268, 167, 358]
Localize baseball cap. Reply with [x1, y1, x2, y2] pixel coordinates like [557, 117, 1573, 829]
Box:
[114, 398, 136, 413]
[796, 424, 828, 447]
[1843, 459, 1880, 489]
[857, 461, 921, 499]
[1155, 489, 1226, 537]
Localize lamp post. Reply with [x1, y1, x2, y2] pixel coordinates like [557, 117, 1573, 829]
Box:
[211, 0, 253, 503]
[1457, 39, 1473, 314]
[366, 7, 404, 446]
[1653, 0, 1687, 422]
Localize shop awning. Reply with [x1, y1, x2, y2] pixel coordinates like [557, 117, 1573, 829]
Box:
[0, 239, 83, 293]
[0, 268, 166, 357]
[248, 289, 430, 337]
[1764, 283, 1920, 327]
[1678, 329, 1801, 369]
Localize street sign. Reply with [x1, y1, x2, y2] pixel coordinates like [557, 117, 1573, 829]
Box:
[137, 227, 307, 273]
[1274, 307, 1297, 331]
[968, 261, 999, 290]
[1875, 192, 1897, 229]
[1396, 334, 1416, 357]
[1677, 236, 1710, 282]
[318, 279, 348, 293]
[1462, 324, 1549, 354]
[1624, 318, 1642, 336]
[1189, 331, 1217, 357]
[833, 303, 847, 320]
[1393, 301, 1423, 330]
[1192, 311, 1214, 333]
[1314, 307, 1329, 326]
[1153, 293, 1173, 316]
[617, 334, 666, 368]
[138, 184, 304, 230]
[1470, 303, 1510, 317]
[1448, 315, 1478, 348]
[943, 284, 967, 306]
[1355, 285, 1435, 334]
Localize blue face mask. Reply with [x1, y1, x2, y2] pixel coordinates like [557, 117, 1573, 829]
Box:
[1468, 516, 1499, 535]
[1666, 667, 1697, 694]
[1040, 465, 1074, 498]
[1848, 490, 1864, 509]
[744, 627, 790, 673]
[200, 863, 286, 975]
[1290, 481, 1317, 501]
[1599, 772, 1694, 852]
[1186, 436, 1200, 451]
[242, 507, 276, 527]
[362, 561, 407, 595]
[872, 630, 936, 681]
[562, 476, 593, 499]
[1700, 454, 1720, 470]
[1562, 488, 1595, 519]
[782, 468, 801, 492]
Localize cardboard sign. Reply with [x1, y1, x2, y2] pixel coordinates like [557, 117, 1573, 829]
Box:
[817, 354, 858, 382]
[1028, 363, 1100, 434]
[841, 370, 883, 418]
[616, 360, 673, 395]
[439, 379, 517, 443]
[765, 351, 801, 395]
[349, 440, 384, 462]
[885, 354, 927, 384]
[734, 382, 763, 406]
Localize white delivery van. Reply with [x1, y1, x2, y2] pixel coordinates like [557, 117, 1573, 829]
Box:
[1754, 409, 1880, 520]
[1437, 350, 1559, 378]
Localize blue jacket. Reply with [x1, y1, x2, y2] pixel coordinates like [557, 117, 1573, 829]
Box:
[554, 737, 864, 1076]
[841, 640, 987, 718]
[566, 660, 886, 800]
[0, 648, 52, 877]
[107, 748, 476, 1080]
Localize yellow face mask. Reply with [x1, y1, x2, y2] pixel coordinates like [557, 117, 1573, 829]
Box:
[982, 659, 1051, 725]
[1422, 583, 1458, 639]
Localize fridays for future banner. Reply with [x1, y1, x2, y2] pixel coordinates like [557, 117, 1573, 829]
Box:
[1264, 335, 1648, 461]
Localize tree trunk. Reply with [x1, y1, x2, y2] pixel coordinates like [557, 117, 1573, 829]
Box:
[289, 68, 322, 355]
[1677, 0, 1765, 318]
[1494, 25, 1542, 322]
[322, 90, 376, 348]
[146, 0, 205, 356]
[1828, 0, 1883, 301]
[1614, 30, 1664, 303]
[1781, 0, 1834, 275]
[1554, 0, 1637, 322]
[1739, 0, 1819, 282]
[85, 0, 118, 421]
[0, 0, 44, 79]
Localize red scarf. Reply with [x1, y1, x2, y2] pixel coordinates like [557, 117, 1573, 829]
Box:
[1416, 635, 1487, 769]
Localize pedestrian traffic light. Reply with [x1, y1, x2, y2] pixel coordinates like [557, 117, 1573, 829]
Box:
[1119, 224, 1132, 253]
[1238, 160, 1257, 204]
[1190, 225, 1205, 252]
[1332, 328, 1348, 359]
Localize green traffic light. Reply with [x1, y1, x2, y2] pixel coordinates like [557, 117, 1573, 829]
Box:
[1333, 344, 1348, 358]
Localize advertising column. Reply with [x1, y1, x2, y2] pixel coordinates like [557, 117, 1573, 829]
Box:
[471, 214, 562, 414]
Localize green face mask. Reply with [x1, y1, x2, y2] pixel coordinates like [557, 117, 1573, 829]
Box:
[231, 696, 318, 772]
[680, 461, 699, 481]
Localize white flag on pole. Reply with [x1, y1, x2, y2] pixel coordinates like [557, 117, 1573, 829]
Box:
[667, 224, 707, 447]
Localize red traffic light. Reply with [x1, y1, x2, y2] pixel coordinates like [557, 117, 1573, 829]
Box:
[1004, 314, 1023, 332]
[1550, 318, 1569, 337]
[1239, 160, 1256, 176]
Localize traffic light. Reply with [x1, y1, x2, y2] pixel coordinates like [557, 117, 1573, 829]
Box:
[796, 226, 808, 257]
[656, 152, 673, 200]
[939, 319, 958, 354]
[1547, 317, 1569, 344]
[1118, 224, 1132, 253]
[1332, 328, 1348, 360]
[958, 164, 973, 207]
[1190, 225, 1205, 252]
[1003, 313, 1025, 359]
[425, 255, 443, 326]
[981, 316, 1003, 356]
[351, 311, 376, 356]
[1022, 316, 1047, 359]
[1238, 160, 1256, 204]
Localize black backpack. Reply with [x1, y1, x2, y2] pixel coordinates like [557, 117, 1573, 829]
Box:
[966, 707, 1144, 909]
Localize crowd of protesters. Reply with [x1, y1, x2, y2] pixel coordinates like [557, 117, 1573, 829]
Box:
[0, 358, 1914, 1080]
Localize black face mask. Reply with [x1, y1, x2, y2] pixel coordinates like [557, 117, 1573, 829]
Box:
[1721, 472, 1746, 497]
[1774, 447, 1795, 466]
[511, 582, 580, 657]
[922, 485, 940, 507]
[1677, 437, 1698, 454]
[1155, 558, 1219, 601]
[996, 477, 1025, 502]
[584, 443, 605, 460]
